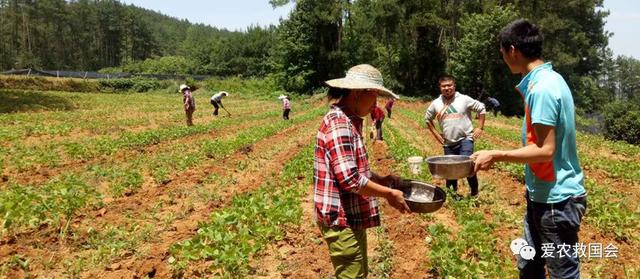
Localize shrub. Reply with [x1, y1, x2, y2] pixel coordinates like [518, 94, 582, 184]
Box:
[98, 77, 169, 92]
[602, 101, 640, 145]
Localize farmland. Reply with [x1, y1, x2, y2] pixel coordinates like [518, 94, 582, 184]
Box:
[1, 86, 639, 278]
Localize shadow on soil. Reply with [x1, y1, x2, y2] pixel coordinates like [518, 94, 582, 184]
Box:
[0, 90, 78, 113]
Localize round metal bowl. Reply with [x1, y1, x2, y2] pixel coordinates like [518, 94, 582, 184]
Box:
[426, 155, 474, 180]
[401, 180, 446, 213]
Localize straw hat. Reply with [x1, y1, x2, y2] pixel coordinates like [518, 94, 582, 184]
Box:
[277, 95, 288, 100]
[325, 64, 399, 99]
[178, 84, 189, 92]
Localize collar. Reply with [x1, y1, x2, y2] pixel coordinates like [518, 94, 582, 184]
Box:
[441, 91, 460, 103]
[516, 62, 552, 94]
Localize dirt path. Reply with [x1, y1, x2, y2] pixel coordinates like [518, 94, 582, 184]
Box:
[384, 113, 467, 278]
[251, 174, 335, 279]
[368, 140, 432, 278]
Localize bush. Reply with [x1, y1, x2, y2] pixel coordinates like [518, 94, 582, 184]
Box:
[603, 101, 640, 145]
[98, 77, 169, 92]
[203, 76, 286, 100]
[104, 56, 199, 75]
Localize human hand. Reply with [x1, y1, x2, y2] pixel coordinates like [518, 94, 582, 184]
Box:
[470, 150, 500, 173]
[386, 189, 410, 213]
[473, 128, 484, 140]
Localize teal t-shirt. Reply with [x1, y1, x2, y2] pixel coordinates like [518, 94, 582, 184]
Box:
[516, 62, 585, 203]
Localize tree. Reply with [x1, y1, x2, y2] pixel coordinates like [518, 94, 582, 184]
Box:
[271, 0, 344, 92]
[449, 6, 520, 115]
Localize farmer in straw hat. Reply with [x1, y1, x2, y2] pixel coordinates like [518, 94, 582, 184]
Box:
[179, 84, 195, 126]
[278, 95, 291, 120]
[314, 64, 409, 278]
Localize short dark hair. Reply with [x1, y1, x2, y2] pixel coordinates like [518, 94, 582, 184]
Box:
[327, 87, 350, 100]
[498, 19, 543, 59]
[438, 75, 455, 84]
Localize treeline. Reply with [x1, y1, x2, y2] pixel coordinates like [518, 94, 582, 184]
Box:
[272, 0, 637, 143]
[271, 0, 616, 116]
[0, 0, 275, 76]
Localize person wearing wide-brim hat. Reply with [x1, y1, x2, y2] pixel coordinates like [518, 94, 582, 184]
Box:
[179, 84, 196, 126]
[314, 64, 409, 278]
[278, 95, 291, 120]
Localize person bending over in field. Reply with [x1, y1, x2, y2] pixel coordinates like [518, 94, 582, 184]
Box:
[210, 91, 228, 116]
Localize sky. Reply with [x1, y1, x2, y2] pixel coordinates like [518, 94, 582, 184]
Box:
[119, 0, 295, 31]
[602, 0, 640, 59]
[120, 0, 638, 59]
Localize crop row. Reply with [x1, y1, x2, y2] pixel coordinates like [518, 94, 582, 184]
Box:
[0, 89, 276, 143]
[384, 116, 516, 277]
[168, 144, 315, 277]
[0, 106, 325, 237]
[484, 125, 640, 183]
[1, 103, 295, 174]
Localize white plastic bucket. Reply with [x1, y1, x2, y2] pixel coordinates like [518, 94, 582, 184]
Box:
[407, 156, 424, 175]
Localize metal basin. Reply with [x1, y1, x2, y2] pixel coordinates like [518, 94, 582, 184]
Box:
[400, 180, 446, 213]
[426, 155, 474, 180]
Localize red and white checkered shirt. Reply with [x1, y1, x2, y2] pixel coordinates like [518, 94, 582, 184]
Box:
[314, 105, 380, 230]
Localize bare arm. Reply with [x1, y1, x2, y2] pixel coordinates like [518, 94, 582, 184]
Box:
[357, 180, 410, 213]
[426, 120, 444, 145]
[473, 113, 485, 140]
[472, 124, 556, 172]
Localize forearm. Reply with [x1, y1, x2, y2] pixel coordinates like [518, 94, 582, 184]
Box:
[492, 144, 554, 164]
[426, 122, 442, 142]
[477, 114, 485, 129]
[357, 179, 394, 198]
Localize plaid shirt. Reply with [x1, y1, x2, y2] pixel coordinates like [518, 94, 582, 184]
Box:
[283, 98, 291, 110]
[314, 105, 380, 230]
[183, 90, 195, 111]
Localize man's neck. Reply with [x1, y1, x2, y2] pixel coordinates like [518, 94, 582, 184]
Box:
[442, 93, 455, 102]
[523, 59, 545, 75]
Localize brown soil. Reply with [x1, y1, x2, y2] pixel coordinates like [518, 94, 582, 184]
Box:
[0, 117, 321, 278]
[0, 108, 282, 189]
[394, 105, 640, 277]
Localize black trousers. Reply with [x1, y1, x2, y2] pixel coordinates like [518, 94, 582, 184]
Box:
[211, 100, 222, 115]
[283, 109, 290, 120]
[374, 120, 383, 140]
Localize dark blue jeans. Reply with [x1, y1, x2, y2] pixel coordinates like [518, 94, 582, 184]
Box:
[443, 139, 478, 195]
[518, 192, 587, 279]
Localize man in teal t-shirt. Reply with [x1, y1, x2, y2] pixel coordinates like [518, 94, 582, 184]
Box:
[472, 19, 586, 279]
